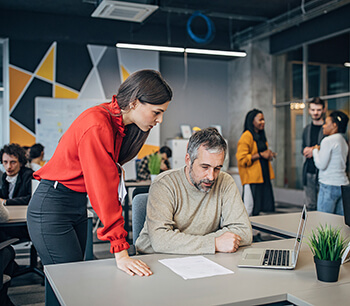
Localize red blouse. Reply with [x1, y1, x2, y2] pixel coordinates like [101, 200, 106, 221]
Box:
[34, 96, 129, 253]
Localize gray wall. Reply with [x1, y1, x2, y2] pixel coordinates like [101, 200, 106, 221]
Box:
[159, 54, 229, 145]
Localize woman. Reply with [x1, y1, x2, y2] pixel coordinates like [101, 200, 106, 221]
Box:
[312, 110, 349, 215]
[27, 69, 172, 276]
[236, 109, 276, 216]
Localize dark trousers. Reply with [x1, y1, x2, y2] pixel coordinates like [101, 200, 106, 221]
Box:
[27, 180, 88, 266]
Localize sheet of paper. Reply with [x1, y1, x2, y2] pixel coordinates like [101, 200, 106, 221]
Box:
[158, 256, 234, 280]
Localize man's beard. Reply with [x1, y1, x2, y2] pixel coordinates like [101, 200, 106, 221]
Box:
[189, 165, 215, 193]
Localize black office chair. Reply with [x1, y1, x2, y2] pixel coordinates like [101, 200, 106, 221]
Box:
[341, 184, 350, 226]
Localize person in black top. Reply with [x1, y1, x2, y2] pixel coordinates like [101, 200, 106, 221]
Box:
[0, 144, 34, 206]
[301, 97, 325, 211]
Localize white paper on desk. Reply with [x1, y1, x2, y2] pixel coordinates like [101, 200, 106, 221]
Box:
[158, 256, 234, 280]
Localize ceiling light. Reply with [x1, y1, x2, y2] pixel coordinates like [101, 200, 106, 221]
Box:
[344, 62, 350, 67]
[116, 43, 246, 58]
[116, 43, 184, 53]
[185, 48, 246, 57]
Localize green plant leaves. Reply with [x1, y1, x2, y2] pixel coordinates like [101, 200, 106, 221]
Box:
[148, 152, 162, 175]
[307, 224, 348, 261]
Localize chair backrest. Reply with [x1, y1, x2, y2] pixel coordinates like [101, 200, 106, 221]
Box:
[132, 193, 148, 244]
[341, 185, 350, 226]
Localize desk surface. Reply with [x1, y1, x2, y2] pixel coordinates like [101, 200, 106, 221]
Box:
[250, 211, 350, 238]
[1, 205, 28, 224]
[45, 239, 350, 306]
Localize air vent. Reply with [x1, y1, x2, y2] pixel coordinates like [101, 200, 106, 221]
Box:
[91, 1, 158, 23]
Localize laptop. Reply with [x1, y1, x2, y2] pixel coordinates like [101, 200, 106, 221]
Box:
[238, 205, 307, 270]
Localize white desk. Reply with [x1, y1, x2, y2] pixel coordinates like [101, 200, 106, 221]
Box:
[250, 211, 350, 238]
[45, 239, 350, 306]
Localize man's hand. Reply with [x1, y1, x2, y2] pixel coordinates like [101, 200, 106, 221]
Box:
[303, 147, 314, 158]
[215, 232, 241, 253]
[115, 249, 153, 276]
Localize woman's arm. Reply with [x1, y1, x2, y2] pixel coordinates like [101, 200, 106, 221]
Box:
[312, 139, 332, 170]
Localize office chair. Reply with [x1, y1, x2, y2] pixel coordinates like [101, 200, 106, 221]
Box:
[131, 193, 148, 244]
[341, 184, 350, 226]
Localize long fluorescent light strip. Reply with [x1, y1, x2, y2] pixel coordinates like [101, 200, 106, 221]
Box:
[345, 62, 350, 67]
[186, 48, 246, 57]
[116, 43, 246, 57]
[116, 43, 184, 53]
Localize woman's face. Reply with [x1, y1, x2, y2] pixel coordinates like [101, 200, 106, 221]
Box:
[323, 116, 338, 135]
[129, 100, 170, 132]
[253, 113, 265, 132]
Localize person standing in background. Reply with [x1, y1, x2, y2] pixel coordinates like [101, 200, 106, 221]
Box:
[29, 143, 45, 171]
[312, 110, 349, 215]
[302, 97, 325, 211]
[236, 109, 276, 217]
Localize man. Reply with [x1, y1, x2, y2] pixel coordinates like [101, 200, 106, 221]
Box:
[302, 97, 325, 211]
[136, 146, 172, 181]
[136, 127, 252, 254]
[29, 143, 45, 171]
[0, 144, 34, 206]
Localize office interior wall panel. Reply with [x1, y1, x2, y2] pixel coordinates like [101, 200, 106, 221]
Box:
[9, 66, 32, 109]
[54, 84, 79, 99]
[11, 78, 52, 133]
[36, 46, 55, 82]
[10, 120, 36, 146]
[97, 47, 121, 100]
[56, 43, 92, 91]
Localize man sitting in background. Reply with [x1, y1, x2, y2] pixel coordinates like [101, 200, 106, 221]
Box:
[0, 144, 33, 206]
[29, 143, 45, 171]
[136, 127, 252, 255]
[136, 146, 172, 181]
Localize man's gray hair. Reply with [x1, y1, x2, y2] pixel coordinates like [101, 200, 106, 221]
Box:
[187, 127, 227, 164]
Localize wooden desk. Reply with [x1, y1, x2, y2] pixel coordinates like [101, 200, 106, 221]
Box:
[250, 211, 350, 239]
[45, 239, 350, 306]
[124, 180, 151, 242]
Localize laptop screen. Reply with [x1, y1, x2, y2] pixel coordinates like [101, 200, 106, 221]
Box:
[292, 205, 307, 263]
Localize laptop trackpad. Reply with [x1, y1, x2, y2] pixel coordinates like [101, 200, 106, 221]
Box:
[245, 253, 261, 260]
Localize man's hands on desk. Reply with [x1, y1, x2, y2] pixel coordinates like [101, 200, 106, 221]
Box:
[215, 232, 241, 253]
[115, 249, 153, 277]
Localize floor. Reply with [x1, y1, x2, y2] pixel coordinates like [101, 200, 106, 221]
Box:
[7, 203, 301, 306]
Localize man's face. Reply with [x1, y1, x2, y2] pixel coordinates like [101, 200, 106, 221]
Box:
[185, 145, 225, 193]
[309, 103, 325, 121]
[2, 153, 21, 177]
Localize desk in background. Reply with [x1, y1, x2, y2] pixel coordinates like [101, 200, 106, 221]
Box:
[45, 238, 350, 306]
[250, 211, 350, 239]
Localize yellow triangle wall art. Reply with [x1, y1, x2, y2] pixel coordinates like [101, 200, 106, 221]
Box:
[36, 46, 55, 81]
[9, 67, 32, 110]
[121, 65, 130, 82]
[55, 84, 79, 99]
[10, 120, 36, 146]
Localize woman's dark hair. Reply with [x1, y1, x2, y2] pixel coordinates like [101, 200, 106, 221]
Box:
[116, 70, 173, 165]
[0, 143, 27, 166]
[243, 108, 267, 142]
[329, 111, 349, 134]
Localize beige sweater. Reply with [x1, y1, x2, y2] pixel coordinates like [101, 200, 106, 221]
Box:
[135, 167, 252, 254]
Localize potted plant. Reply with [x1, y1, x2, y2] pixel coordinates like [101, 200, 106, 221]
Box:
[307, 224, 348, 282]
[148, 152, 162, 181]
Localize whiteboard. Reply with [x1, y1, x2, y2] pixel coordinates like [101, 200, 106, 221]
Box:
[35, 97, 105, 160]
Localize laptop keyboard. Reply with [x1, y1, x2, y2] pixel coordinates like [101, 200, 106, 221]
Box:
[263, 249, 290, 266]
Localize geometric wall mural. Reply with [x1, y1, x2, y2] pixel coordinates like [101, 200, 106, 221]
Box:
[8, 40, 160, 163]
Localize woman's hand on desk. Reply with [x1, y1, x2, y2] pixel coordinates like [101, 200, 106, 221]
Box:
[115, 249, 153, 277]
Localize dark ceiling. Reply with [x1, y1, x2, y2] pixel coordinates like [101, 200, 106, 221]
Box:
[0, 0, 349, 50]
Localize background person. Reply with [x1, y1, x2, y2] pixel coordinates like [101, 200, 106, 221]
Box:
[136, 127, 252, 254]
[236, 109, 276, 217]
[302, 97, 325, 211]
[29, 143, 45, 171]
[312, 110, 349, 215]
[136, 146, 172, 181]
[0, 144, 34, 206]
[27, 69, 173, 277]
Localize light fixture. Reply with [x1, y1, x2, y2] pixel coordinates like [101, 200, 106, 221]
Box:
[116, 43, 246, 58]
[344, 62, 350, 67]
[185, 48, 246, 57]
[116, 43, 184, 53]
